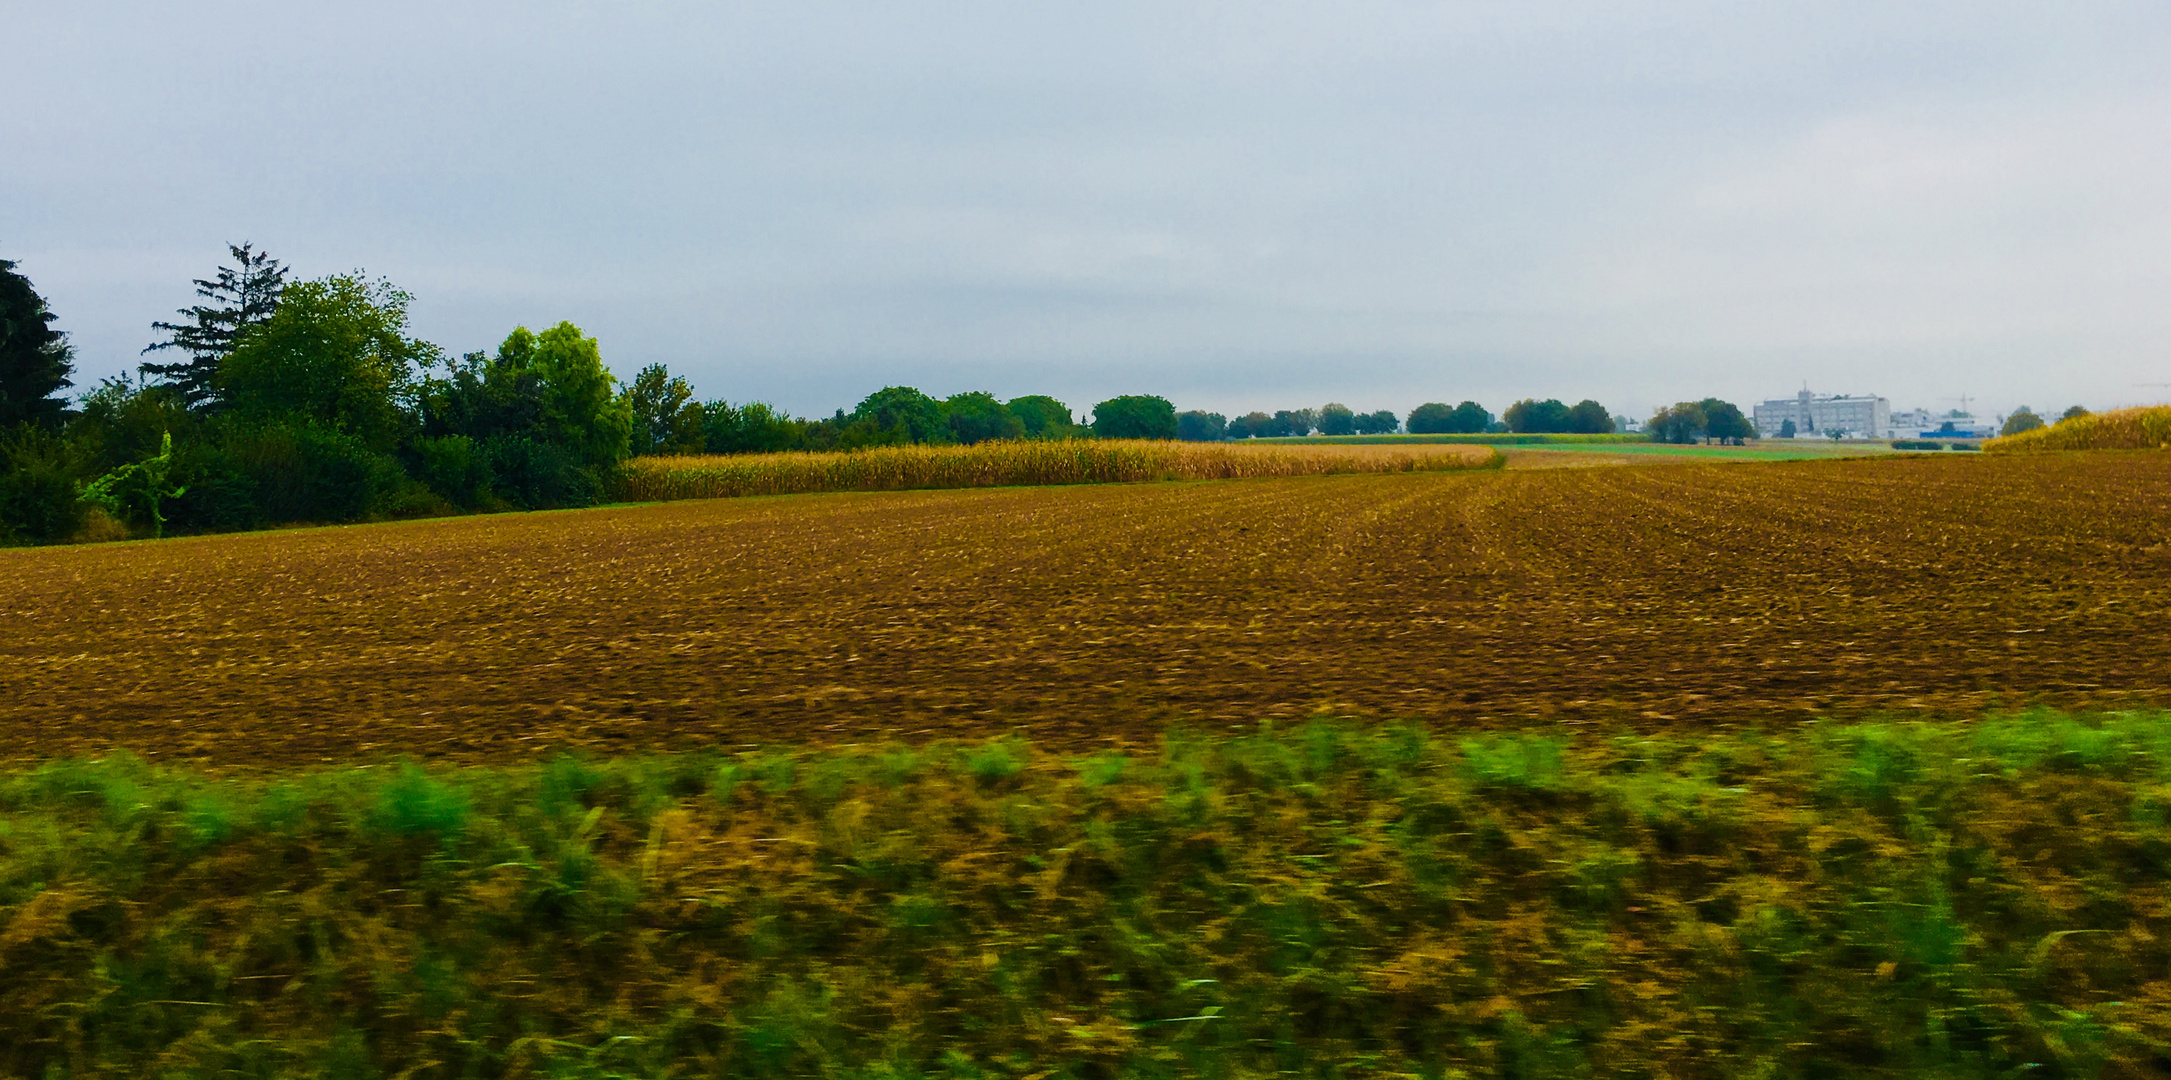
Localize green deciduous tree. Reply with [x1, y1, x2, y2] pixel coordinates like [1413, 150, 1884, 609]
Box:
[1647, 401, 1709, 444]
[850, 386, 947, 445]
[1699, 398, 1755, 444]
[1176, 410, 1227, 441]
[2000, 408, 2044, 437]
[1317, 403, 1356, 436]
[141, 243, 287, 411]
[1409, 401, 1492, 434]
[0, 256, 75, 431]
[945, 391, 1024, 444]
[1504, 398, 1572, 433]
[1406, 403, 1453, 433]
[1353, 409, 1399, 434]
[1565, 399, 1613, 434]
[1451, 401, 1491, 433]
[1006, 395, 1074, 438]
[2060, 405, 2091, 423]
[408, 321, 630, 509]
[1091, 395, 1178, 440]
[218, 274, 432, 452]
[702, 401, 807, 454]
[623, 363, 705, 455]
[1226, 411, 1272, 439]
[493, 323, 633, 468]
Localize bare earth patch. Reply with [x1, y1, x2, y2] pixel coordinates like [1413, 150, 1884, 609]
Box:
[4, 453, 2168, 764]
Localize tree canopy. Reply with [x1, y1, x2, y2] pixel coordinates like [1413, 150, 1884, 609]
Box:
[1565, 399, 1613, 434]
[624, 363, 705, 456]
[1504, 398, 1571, 433]
[851, 386, 947, 445]
[0, 256, 74, 431]
[1317, 403, 1356, 436]
[141, 243, 287, 410]
[1091, 395, 1178, 440]
[1006, 395, 1073, 438]
[1353, 409, 1399, 435]
[1176, 410, 1227, 441]
[1647, 401, 1708, 444]
[2000, 408, 2045, 437]
[1699, 398, 1755, 444]
[217, 274, 432, 451]
[945, 392, 1023, 444]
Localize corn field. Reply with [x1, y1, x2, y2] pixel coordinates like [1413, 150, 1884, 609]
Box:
[1986, 405, 2171, 452]
[616, 438, 1501, 501]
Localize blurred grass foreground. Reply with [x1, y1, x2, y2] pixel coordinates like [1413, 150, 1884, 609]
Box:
[5, 714, 2171, 1078]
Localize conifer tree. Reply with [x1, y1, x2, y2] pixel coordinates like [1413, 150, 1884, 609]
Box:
[141, 242, 288, 409]
[0, 255, 75, 430]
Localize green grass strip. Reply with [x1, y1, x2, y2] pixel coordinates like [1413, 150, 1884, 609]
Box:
[3, 712, 2169, 1078]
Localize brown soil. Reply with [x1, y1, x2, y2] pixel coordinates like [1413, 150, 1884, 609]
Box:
[5, 453, 2168, 764]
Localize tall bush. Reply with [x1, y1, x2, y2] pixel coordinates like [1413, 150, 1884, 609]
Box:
[0, 425, 84, 543]
[222, 420, 408, 523]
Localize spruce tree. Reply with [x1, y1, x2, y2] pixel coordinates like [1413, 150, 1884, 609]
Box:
[0, 255, 75, 430]
[140, 242, 288, 409]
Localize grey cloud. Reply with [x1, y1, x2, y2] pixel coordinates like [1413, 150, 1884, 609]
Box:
[7, 0, 2167, 420]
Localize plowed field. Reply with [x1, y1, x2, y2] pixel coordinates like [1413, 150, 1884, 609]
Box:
[5, 452, 2168, 764]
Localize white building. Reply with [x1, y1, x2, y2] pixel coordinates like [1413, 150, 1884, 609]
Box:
[1753, 389, 1893, 439]
[1890, 409, 1996, 439]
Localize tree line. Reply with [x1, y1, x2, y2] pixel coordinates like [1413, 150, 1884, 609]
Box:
[3, 245, 1740, 544]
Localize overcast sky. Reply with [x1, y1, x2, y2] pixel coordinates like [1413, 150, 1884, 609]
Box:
[8, 1, 2168, 419]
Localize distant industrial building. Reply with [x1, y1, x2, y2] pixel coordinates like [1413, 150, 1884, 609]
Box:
[1890, 408, 1998, 439]
[1753, 389, 1892, 439]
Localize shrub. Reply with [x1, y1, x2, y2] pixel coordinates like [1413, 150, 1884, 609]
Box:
[406, 434, 493, 509]
[1999, 407, 2045, 437]
[483, 435, 600, 509]
[224, 420, 408, 523]
[0, 426, 85, 543]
